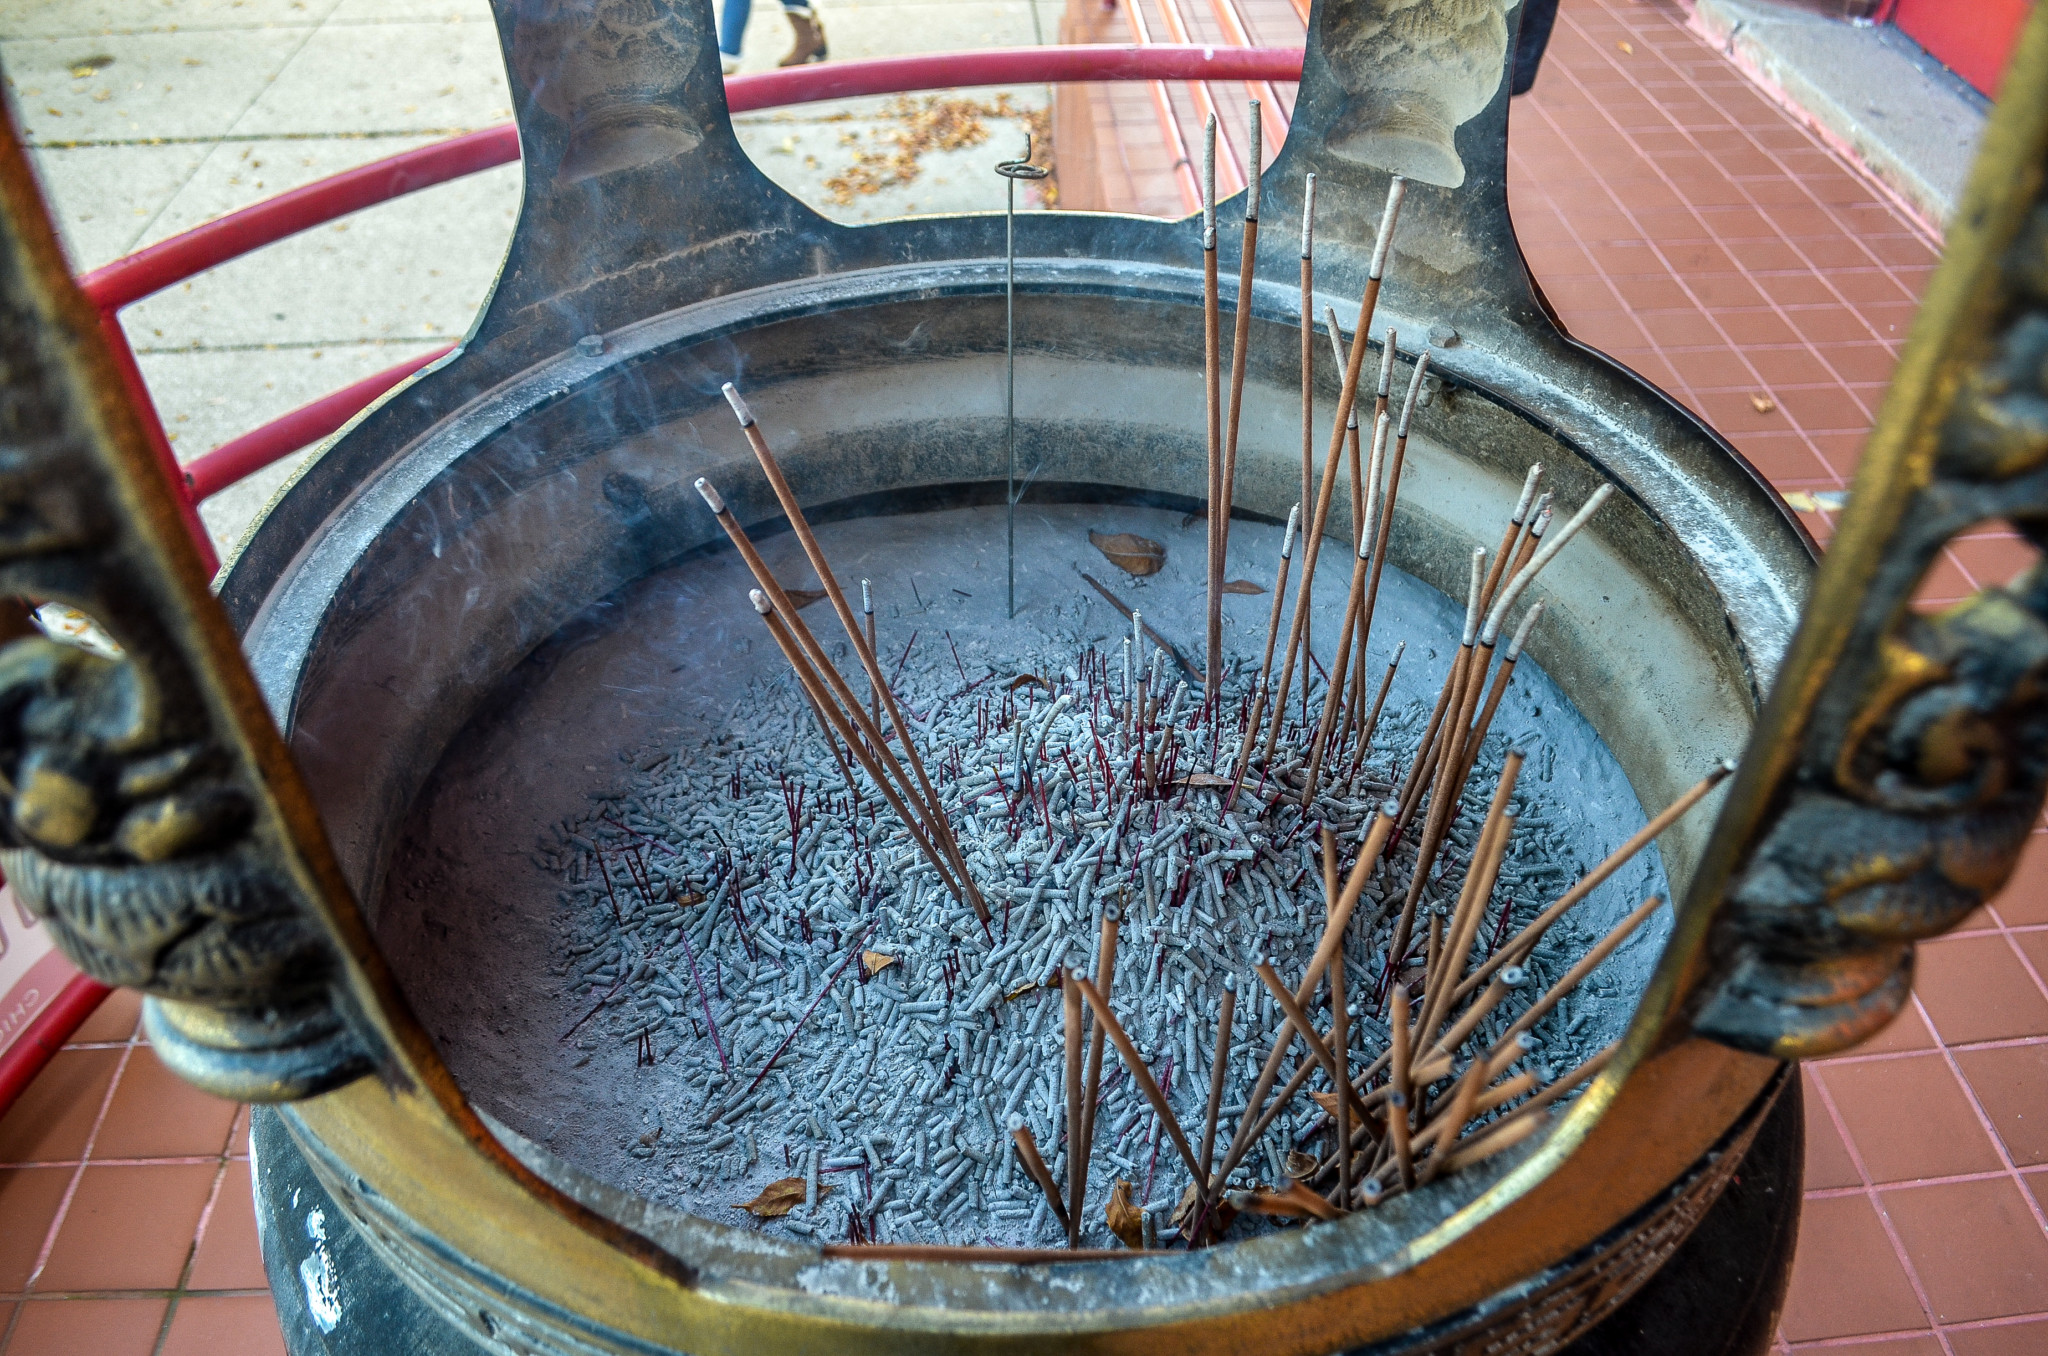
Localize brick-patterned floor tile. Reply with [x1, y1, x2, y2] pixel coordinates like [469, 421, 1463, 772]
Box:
[1817, 1054, 2004, 1185]
[1778, 1193, 1929, 1341]
[3, 1297, 167, 1356]
[35, 1163, 216, 1293]
[158, 1295, 289, 1356]
[1881, 1178, 2048, 1324]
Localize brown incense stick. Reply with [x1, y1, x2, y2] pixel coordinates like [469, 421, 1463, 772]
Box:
[1415, 754, 1522, 1048]
[820, 1244, 1139, 1263]
[742, 588, 965, 903]
[1490, 896, 1662, 1052]
[1452, 603, 1546, 795]
[1298, 173, 1316, 709]
[1325, 827, 1354, 1206]
[1251, 960, 1370, 1126]
[861, 577, 879, 732]
[1263, 179, 1408, 762]
[1008, 1114, 1072, 1237]
[1206, 802, 1399, 1196]
[1072, 975, 1209, 1190]
[1455, 761, 1731, 1002]
[1078, 903, 1123, 1165]
[1229, 502, 1300, 806]
[1300, 412, 1389, 801]
[1203, 114, 1224, 713]
[1063, 966, 1085, 1247]
[719, 391, 990, 929]
[1217, 101, 1262, 676]
[1348, 641, 1405, 777]
[1200, 973, 1237, 1176]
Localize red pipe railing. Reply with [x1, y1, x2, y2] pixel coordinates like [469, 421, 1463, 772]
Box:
[0, 41, 1303, 1123]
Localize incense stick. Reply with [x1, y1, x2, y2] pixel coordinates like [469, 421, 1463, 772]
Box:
[1455, 762, 1731, 1002]
[1073, 975, 1209, 1191]
[1229, 503, 1300, 805]
[718, 392, 991, 930]
[1203, 114, 1224, 713]
[1063, 966, 1085, 1247]
[1200, 974, 1237, 1177]
[1078, 903, 1123, 1169]
[1218, 101, 1262, 673]
[1008, 1114, 1073, 1238]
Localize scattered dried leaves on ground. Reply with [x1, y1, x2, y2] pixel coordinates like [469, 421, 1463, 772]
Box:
[821, 94, 1053, 207]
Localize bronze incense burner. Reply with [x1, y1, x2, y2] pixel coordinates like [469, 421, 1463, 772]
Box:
[5, 0, 2048, 1351]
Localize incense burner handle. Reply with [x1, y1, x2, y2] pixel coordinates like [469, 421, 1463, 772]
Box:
[1682, 9, 2048, 1061]
[0, 106, 386, 1102]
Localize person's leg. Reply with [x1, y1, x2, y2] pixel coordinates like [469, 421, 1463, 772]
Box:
[718, 0, 751, 72]
[1512, 0, 1561, 96]
[778, 0, 828, 67]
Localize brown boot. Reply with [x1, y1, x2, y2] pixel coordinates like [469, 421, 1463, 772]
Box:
[779, 6, 827, 66]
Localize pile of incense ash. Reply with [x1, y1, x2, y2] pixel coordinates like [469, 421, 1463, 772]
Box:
[547, 116, 1727, 1261]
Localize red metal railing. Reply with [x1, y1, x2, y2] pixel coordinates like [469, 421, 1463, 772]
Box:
[0, 42, 1303, 1120]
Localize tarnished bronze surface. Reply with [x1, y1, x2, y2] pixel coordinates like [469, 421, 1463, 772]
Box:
[5, 0, 2047, 1351]
[0, 95, 383, 1102]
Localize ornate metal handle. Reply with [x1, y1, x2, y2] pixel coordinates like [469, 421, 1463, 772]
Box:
[1684, 7, 2048, 1059]
[0, 100, 387, 1101]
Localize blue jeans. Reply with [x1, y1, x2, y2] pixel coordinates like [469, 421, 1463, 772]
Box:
[719, 0, 809, 57]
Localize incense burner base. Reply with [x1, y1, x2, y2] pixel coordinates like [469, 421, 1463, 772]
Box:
[251, 1068, 1797, 1356]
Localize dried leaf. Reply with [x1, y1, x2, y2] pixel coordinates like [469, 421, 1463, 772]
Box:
[861, 950, 898, 979]
[1006, 673, 1049, 692]
[1106, 1179, 1145, 1249]
[1220, 579, 1265, 595]
[785, 588, 829, 609]
[1231, 1183, 1340, 1222]
[1003, 980, 1043, 1002]
[1285, 1149, 1320, 1180]
[639, 1126, 664, 1148]
[1089, 530, 1167, 578]
[1310, 1089, 1341, 1117]
[737, 1177, 828, 1218]
[1172, 1180, 1238, 1247]
[1174, 771, 1234, 791]
[1749, 394, 1776, 414]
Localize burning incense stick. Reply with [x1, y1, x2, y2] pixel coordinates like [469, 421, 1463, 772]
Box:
[738, 582, 967, 906]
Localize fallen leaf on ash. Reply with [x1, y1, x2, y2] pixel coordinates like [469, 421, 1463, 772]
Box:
[639, 1126, 664, 1148]
[1173, 771, 1235, 791]
[1310, 1089, 1341, 1117]
[1090, 530, 1167, 577]
[1006, 673, 1050, 692]
[861, 950, 898, 979]
[1285, 1149, 1320, 1180]
[1220, 579, 1265, 595]
[784, 587, 829, 609]
[1004, 980, 1043, 1002]
[738, 1177, 828, 1218]
[1106, 1179, 1145, 1249]
[1750, 394, 1777, 414]
[1172, 1180, 1237, 1247]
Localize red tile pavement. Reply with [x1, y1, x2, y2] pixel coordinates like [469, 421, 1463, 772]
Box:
[3, 1, 2046, 1354]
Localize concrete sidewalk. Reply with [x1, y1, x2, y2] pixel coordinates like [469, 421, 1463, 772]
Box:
[0, 0, 1054, 559]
